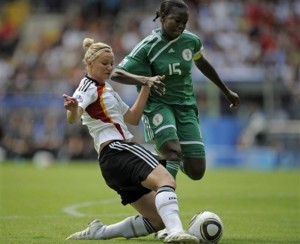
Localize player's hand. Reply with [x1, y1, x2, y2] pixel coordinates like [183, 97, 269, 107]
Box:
[146, 75, 166, 96]
[225, 90, 240, 109]
[63, 94, 78, 111]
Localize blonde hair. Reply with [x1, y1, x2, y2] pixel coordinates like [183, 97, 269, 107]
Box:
[82, 38, 113, 64]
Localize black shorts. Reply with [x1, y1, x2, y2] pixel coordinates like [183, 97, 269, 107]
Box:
[98, 140, 166, 205]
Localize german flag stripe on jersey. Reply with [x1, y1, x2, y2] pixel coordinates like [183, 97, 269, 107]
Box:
[85, 85, 126, 140]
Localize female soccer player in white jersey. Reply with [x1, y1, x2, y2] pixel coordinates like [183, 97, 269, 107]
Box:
[63, 38, 198, 243]
[111, 0, 240, 181]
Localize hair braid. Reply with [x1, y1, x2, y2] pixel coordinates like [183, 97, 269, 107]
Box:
[153, 0, 188, 22]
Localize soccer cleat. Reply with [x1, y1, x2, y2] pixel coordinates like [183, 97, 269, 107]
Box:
[154, 228, 168, 240]
[66, 219, 104, 240]
[164, 231, 199, 244]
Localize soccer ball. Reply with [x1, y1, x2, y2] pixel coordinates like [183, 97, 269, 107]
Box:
[188, 211, 224, 243]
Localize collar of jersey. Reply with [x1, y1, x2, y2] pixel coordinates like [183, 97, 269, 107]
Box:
[85, 75, 105, 87]
[152, 28, 181, 42]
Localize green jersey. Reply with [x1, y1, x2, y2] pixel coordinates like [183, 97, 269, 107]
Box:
[117, 28, 203, 106]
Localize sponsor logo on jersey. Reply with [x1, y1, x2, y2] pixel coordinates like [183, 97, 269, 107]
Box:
[152, 113, 163, 126]
[168, 48, 175, 53]
[75, 94, 83, 103]
[182, 49, 192, 61]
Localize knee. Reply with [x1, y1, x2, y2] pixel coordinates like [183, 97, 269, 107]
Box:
[164, 151, 181, 161]
[183, 159, 206, 180]
[159, 174, 176, 190]
[188, 167, 206, 180]
[153, 165, 177, 190]
[160, 145, 182, 161]
[166, 178, 176, 190]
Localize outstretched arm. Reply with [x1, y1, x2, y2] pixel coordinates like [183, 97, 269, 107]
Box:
[63, 94, 83, 124]
[111, 68, 166, 96]
[195, 56, 240, 108]
[124, 75, 165, 125]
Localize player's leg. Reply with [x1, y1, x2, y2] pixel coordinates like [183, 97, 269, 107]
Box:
[66, 194, 159, 240]
[138, 164, 198, 243]
[66, 141, 186, 241]
[134, 151, 198, 243]
[90, 192, 162, 240]
[176, 105, 206, 180]
[105, 150, 187, 236]
[98, 141, 178, 236]
[158, 139, 182, 178]
[79, 181, 197, 242]
[181, 157, 206, 180]
[66, 141, 160, 240]
[87, 164, 180, 241]
[143, 103, 182, 179]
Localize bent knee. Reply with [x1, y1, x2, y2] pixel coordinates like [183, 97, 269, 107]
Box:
[159, 141, 182, 161]
[161, 149, 182, 161]
[183, 159, 206, 180]
[187, 168, 206, 180]
[159, 175, 176, 189]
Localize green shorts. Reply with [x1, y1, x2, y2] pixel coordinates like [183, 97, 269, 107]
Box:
[142, 102, 205, 158]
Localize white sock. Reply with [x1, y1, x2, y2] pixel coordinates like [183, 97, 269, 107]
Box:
[95, 215, 155, 239]
[155, 186, 183, 234]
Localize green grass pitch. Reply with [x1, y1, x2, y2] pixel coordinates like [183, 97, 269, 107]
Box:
[0, 161, 299, 243]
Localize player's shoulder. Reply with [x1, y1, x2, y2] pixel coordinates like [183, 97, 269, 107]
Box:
[181, 30, 201, 41]
[127, 30, 160, 58]
[180, 30, 203, 50]
[105, 82, 114, 91]
[139, 29, 162, 46]
[76, 76, 98, 92]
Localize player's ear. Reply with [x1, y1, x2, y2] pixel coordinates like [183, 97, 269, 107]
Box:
[87, 60, 93, 67]
[160, 12, 165, 22]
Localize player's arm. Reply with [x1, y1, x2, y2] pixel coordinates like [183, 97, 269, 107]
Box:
[111, 69, 165, 96]
[124, 75, 165, 125]
[111, 68, 149, 86]
[63, 94, 83, 124]
[194, 56, 240, 108]
[124, 85, 150, 125]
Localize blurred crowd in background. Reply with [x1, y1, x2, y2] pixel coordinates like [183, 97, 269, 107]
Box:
[0, 0, 299, 166]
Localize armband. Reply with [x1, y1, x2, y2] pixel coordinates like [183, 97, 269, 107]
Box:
[193, 51, 202, 61]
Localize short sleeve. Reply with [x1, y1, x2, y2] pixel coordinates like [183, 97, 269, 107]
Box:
[73, 85, 97, 110]
[193, 48, 203, 61]
[117, 47, 152, 76]
[193, 36, 204, 61]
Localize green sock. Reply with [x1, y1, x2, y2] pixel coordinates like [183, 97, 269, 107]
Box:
[166, 160, 180, 179]
[180, 161, 185, 174]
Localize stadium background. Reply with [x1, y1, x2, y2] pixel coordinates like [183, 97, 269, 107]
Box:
[0, 0, 299, 168]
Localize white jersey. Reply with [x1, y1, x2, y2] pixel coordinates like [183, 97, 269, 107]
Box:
[73, 76, 134, 155]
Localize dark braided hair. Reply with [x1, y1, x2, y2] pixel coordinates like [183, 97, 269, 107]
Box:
[153, 0, 188, 22]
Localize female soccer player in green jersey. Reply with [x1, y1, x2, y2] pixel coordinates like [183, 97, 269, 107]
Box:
[111, 0, 240, 182]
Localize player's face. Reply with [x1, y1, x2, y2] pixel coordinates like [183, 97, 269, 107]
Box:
[89, 52, 114, 83]
[161, 6, 188, 41]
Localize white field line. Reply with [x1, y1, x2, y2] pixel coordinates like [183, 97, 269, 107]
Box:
[0, 197, 198, 219]
[0, 198, 122, 219]
[62, 198, 120, 217]
[1, 207, 294, 219]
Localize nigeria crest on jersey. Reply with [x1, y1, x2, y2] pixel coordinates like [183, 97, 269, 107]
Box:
[182, 49, 192, 61]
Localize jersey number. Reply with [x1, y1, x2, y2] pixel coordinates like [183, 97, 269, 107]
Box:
[168, 63, 182, 75]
